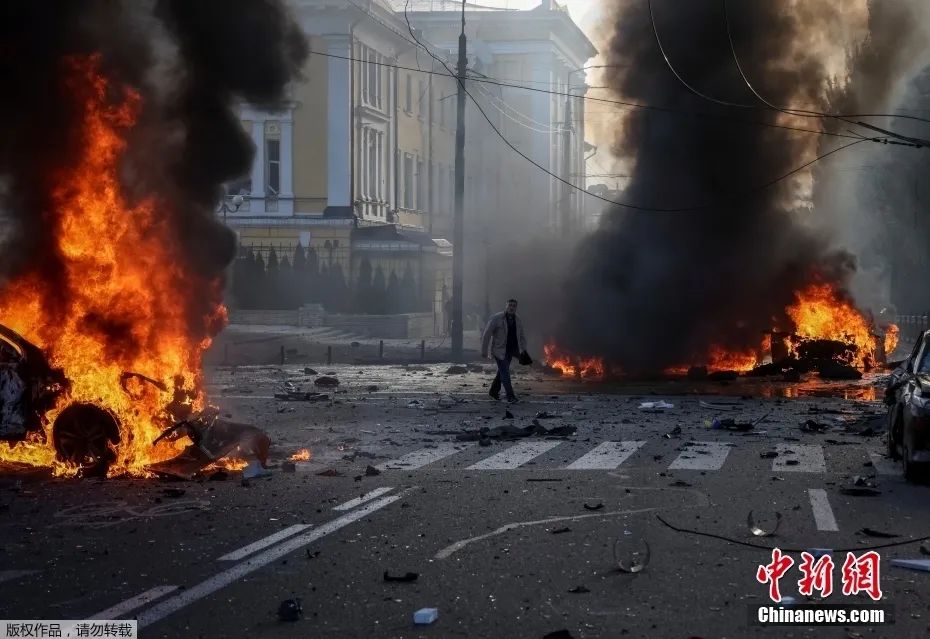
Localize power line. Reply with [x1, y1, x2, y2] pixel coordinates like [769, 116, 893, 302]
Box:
[646, 0, 928, 148]
[308, 49, 872, 142]
[395, 2, 874, 212]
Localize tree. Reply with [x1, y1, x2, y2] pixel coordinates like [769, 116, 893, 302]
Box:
[266, 248, 281, 309]
[292, 245, 307, 306]
[400, 264, 420, 312]
[386, 269, 401, 314]
[371, 266, 388, 314]
[305, 247, 320, 303]
[252, 251, 267, 309]
[356, 259, 373, 313]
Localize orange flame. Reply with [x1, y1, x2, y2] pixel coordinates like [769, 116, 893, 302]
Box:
[543, 343, 604, 378]
[785, 284, 873, 367]
[0, 56, 225, 476]
[290, 448, 312, 462]
[884, 324, 899, 355]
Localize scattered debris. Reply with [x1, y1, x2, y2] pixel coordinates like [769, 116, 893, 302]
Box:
[535, 411, 556, 419]
[526, 478, 563, 482]
[663, 426, 682, 439]
[614, 537, 650, 573]
[413, 608, 439, 625]
[748, 511, 782, 537]
[303, 368, 318, 375]
[243, 460, 272, 479]
[366, 385, 379, 393]
[582, 503, 604, 511]
[161, 488, 186, 498]
[281, 461, 296, 473]
[567, 585, 590, 594]
[920, 545, 930, 556]
[857, 528, 899, 538]
[890, 559, 930, 573]
[365, 465, 381, 476]
[760, 451, 779, 459]
[640, 401, 674, 410]
[669, 480, 692, 487]
[274, 390, 329, 402]
[455, 423, 577, 442]
[839, 487, 881, 497]
[542, 631, 575, 639]
[384, 571, 418, 583]
[551, 527, 571, 534]
[851, 475, 875, 488]
[407, 400, 423, 408]
[445, 365, 468, 374]
[711, 418, 753, 432]
[277, 598, 302, 622]
[801, 420, 830, 434]
[316, 469, 343, 477]
[785, 459, 800, 466]
[504, 410, 514, 420]
[699, 400, 739, 411]
[314, 376, 340, 387]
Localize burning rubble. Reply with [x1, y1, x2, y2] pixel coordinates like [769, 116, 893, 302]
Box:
[0, 2, 305, 477]
[544, 282, 898, 380]
[551, 0, 913, 378]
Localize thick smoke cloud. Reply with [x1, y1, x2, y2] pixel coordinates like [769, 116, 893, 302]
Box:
[0, 0, 305, 336]
[556, 0, 879, 374]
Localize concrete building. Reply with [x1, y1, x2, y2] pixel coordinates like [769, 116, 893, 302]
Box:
[225, 0, 596, 332]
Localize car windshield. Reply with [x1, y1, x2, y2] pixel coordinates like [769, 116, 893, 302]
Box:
[919, 340, 930, 374]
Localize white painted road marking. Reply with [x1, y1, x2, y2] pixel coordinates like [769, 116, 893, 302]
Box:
[0, 569, 38, 583]
[467, 441, 563, 470]
[868, 451, 900, 476]
[808, 488, 839, 531]
[218, 524, 313, 561]
[136, 494, 401, 629]
[333, 486, 395, 511]
[774, 444, 826, 473]
[565, 441, 646, 470]
[668, 442, 731, 471]
[90, 585, 179, 619]
[377, 443, 475, 470]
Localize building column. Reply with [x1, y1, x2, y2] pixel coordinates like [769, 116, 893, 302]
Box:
[250, 119, 266, 214]
[280, 118, 294, 215]
[325, 34, 353, 215]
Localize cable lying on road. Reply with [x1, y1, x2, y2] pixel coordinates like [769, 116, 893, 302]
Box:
[655, 514, 930, 553]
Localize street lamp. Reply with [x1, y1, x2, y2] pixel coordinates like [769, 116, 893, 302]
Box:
[219, 193, 246, 224]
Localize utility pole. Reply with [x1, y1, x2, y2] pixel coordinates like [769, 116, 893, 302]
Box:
[451, 0, 466, 359]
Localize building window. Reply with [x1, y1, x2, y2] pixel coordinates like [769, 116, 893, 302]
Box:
[417, 79, 426, 117]
[266, 138, 280, 195]
[405, 74, 412, 113]
[368, 131, 377, 201]
[403, 153, 414, 210]
[417, 158, 425, 211]
[361, 45, 383, 109]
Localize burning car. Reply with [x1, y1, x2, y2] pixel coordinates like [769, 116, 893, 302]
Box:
[886, 329, 930, 481]
[1, 323, 121, 475]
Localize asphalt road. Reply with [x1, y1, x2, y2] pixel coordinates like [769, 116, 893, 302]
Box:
[2, 364, 929, 639]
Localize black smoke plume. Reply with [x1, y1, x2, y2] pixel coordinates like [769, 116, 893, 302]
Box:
[557, 0, 866, 374]
[0, 0, 305, 339]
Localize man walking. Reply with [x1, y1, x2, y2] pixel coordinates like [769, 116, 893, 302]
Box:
[481, 298, 527, 402]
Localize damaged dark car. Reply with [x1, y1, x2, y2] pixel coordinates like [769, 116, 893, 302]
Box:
[886, 329, 930, 481]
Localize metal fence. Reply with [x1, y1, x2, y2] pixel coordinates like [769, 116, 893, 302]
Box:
[896, 313, 930, 347]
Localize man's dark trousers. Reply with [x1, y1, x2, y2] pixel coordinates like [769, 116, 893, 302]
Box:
[490, 355, 515, 400]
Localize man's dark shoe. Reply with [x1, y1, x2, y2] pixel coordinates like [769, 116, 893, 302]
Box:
[489, 389, 500, 401]
[507, 396, 519, 403]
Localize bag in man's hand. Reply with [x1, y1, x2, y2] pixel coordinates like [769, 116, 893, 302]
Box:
[518, 350, 533, 366]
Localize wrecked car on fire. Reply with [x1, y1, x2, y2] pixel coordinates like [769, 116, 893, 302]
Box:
[886, 329, 930, 481]
[0, 323, 269, 478]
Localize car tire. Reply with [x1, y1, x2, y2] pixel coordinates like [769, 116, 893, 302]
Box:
[52, 403, 120, 477]
[903, 444, 928, 483]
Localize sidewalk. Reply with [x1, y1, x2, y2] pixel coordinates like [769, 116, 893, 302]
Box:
[207, 323, 484, 365]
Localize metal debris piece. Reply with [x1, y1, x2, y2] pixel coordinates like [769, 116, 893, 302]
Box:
[551, 527, 571, 534]
[413, 608, 439, 625]
[614, 536, 650, 573]
[303, 367, 317, 375]
[670, 480, 692, 487]
[699, 400, 739, 411]
[801, 420, 830, 433]
[445, 365, 468, 374]
[857, 528, 899, 538]
[839, 487, 881, 497]
[567, 585, 590, 594]
[919, 545, 930, 556]
[365, 465, 381, 476]
[760, 451, 778, 459]
[583, 502, 604, 511]
[384, 571, 418, 583]
[277, 598, 302, 622]
[316, 469, 343, 477]
[663, 426, 682, 439]
[890, 559, 930, 573]
[748, 511, 782, 537]
[640, 401, 674, 410]
[314, 376, 340, 387]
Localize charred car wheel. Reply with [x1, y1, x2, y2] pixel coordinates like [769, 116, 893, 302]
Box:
[52, 403, 120, 477]
[903, 443, 928, 483]
[887, 406, 901, 460]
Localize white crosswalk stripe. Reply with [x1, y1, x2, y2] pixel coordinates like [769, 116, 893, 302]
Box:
[668, 441, 732, 471]
[467, 441, 563, 470]
[565, 441, 646, 470]
[376, 443, 475, 470]
[773, 444, 826, 473]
